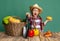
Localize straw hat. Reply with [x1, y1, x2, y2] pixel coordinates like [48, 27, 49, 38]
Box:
[30, 4, 43, 13]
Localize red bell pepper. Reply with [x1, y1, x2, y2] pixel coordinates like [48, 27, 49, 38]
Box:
[28, 29, 34, 37]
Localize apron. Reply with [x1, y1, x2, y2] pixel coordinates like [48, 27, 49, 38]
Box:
[28, 17, 43, 31]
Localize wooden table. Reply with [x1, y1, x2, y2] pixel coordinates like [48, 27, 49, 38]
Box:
[0, 32, 60, 41]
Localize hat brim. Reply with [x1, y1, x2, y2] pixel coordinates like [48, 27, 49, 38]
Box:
[30, 6, 43, 13]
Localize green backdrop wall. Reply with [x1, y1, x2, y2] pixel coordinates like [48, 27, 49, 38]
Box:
[0, 0, 60, 32]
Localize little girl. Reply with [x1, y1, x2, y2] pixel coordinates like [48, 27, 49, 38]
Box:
[23, 4, 50, 38]
[26, 4, 47, 31]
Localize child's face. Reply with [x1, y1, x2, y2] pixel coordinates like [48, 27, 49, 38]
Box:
[32, 8, 40, 17]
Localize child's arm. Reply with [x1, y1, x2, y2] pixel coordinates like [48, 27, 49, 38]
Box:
[44, 20, 49, 25]
[44, 16, 52, 25]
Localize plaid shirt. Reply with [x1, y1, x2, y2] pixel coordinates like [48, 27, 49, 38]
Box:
[28, 16, 44, 31]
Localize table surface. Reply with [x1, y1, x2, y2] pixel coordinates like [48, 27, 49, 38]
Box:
[0, 32, 60, 41]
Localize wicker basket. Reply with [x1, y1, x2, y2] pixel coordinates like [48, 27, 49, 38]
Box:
[3, 16, 25, 36]
[4, 22, 25, 36]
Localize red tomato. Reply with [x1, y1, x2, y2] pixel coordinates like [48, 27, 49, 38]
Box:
[28, 29, 34, 37]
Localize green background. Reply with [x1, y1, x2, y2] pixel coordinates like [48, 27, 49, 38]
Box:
[0, 0, 60, 32]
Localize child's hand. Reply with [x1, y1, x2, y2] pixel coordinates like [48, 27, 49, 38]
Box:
[46, 16, 52, 21]
[26, 12, 31, 18]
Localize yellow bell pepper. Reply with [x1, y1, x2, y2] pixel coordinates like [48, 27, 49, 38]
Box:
[33, 28, 40, 36]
